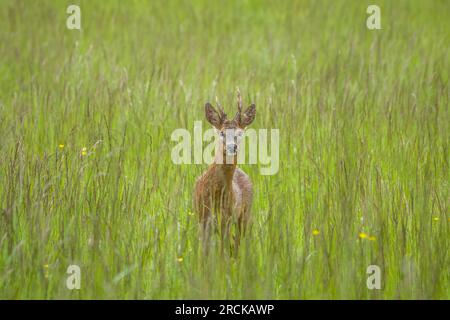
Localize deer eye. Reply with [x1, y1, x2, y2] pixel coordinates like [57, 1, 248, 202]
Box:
[219, 131, 225, 138]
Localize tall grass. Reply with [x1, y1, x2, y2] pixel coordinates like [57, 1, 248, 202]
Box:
[0, 0, 448, 299]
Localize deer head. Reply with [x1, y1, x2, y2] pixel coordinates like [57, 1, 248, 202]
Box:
[205, 90, 256, 158]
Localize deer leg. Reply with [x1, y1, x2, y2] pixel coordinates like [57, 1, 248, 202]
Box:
[198, 203, 213, 253]
[233, 210, 245, 253]
[233, 207, 251, 253]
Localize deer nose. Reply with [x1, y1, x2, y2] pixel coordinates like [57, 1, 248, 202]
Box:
[226, 144, 238, 154]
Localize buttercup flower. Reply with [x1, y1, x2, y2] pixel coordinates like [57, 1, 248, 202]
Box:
[359, 232, 368, 239]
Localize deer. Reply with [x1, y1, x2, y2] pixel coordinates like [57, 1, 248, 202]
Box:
[194, 90, 256, 250]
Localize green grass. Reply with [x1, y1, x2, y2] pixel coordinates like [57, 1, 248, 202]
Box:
[0, 0, 448, 299]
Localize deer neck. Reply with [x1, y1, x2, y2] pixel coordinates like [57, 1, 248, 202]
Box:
[213, 144, 237, 189]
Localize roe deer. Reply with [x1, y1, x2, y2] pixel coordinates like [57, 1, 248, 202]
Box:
[194, 91, 256, 248]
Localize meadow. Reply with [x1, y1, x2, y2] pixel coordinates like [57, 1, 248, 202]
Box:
[0, 0, 448, 299]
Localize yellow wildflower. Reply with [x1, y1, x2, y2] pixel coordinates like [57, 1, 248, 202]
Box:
[433, 217, 439, 221]
[81, 147, 87, 156]
[177, 257, 183, 262]
[368, 236, 376, 241]
[312, 229, 320, 236]
[58, 144, 65, 149]
[359, 232, 368, 239]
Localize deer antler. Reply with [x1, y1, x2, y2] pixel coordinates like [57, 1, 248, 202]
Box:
[236, 87, 242, 123]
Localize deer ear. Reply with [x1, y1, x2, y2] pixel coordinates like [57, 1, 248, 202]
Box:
[239, 104, 256, 127]
[205, 103, 224, 129]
